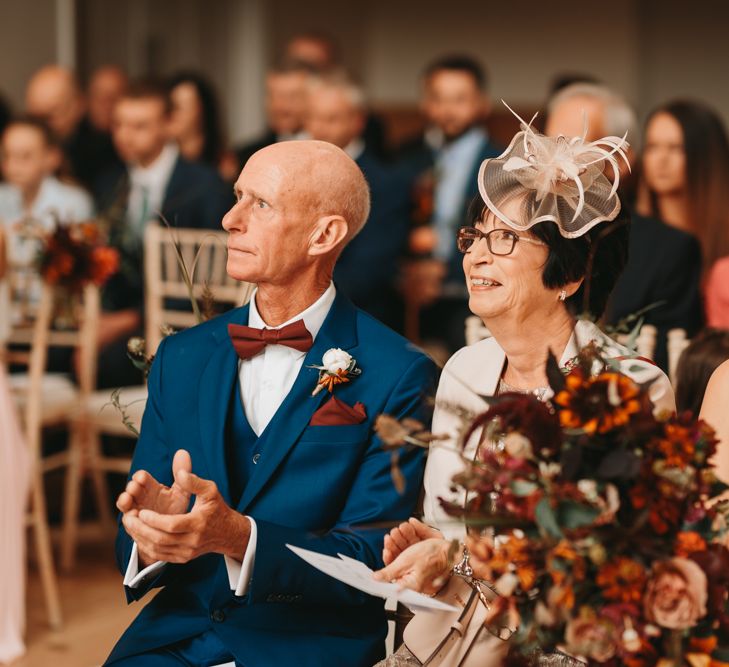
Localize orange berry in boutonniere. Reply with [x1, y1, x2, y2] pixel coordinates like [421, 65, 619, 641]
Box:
[311, 348, 361, 396]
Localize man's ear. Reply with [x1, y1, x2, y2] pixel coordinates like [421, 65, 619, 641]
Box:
[308, 215, 349, 256]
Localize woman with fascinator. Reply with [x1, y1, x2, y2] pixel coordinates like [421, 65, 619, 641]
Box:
[373, 110, 675, 666]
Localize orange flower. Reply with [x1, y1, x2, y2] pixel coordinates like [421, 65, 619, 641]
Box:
[90, 246, 120, 285]
[596, 557, 647, 603]
[548, 540, 587, 582]
[554, 370, 642, 435]
[675, 531, 708, 558]
[655, 422, 697, 466]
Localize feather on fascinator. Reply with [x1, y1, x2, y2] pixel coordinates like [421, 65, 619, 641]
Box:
[478, 101, 631, 238]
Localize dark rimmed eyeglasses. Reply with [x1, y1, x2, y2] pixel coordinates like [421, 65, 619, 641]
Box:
[456, 226, 546, 256]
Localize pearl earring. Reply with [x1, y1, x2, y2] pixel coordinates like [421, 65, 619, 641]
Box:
[558, 290, 567, 301]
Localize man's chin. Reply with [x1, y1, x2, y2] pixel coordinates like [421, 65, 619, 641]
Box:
[226, 260, 258, 284]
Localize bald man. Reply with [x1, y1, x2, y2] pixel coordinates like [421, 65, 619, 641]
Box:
[25, 64, 121, 188]
[87, 65, 129, 133]
[105, 140, 437, 667]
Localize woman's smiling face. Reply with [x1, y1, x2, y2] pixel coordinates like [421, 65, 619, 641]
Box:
[463, 198, 555, 324]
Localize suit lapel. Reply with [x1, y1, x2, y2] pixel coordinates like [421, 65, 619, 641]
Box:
[197, 304, 250, 504]
[237, 294, 359, 512]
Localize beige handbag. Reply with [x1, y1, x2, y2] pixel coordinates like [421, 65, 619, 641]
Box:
[402, 553, 512, 667]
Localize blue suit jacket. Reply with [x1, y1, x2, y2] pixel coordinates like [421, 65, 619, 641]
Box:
[106, 293, 438, 666]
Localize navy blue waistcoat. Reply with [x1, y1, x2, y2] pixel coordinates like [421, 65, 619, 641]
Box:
[225, 377, 268, 506]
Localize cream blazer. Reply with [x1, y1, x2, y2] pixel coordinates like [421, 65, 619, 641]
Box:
[423, 319, 676, 539]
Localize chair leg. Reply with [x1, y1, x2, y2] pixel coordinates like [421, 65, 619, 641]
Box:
[60, 429, 84, 572]
[86, 429, 114, 533]
[30, 472, 63, 630]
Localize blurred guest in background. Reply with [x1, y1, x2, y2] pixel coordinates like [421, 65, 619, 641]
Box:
[547, 72, 601, 97]
[87, 65, 129, 134]
[283, 31, 388, 158]
[167, 71, 236, 179]
[283, 30, 340, 72]
[25, 65, 121, 189]
[637, 100, 729, 271]
[0, 117, 93, 230]
[675, 328, 729, 416]
[234, 65, 310, 170]
[398, 55, 500, 351]
[94, 81, 231, 388]
[305, 76, 410, 326]
[0, 117, 93, 299]
[546, 84, 703, 370]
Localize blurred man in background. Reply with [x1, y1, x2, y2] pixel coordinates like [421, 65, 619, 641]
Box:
[87, 65, 129, 134]
[545, 83, 703, 370]
[94, 81, 231, 388]
[305, 76, 410, 326]
[234, 65, 310, 170]
[398, 55, 501, 352]
[25, 65, 121, 189]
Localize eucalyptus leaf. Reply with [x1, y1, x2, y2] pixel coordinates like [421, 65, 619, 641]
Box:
[536, 498, 562, 538]
[560, 501, 601, 529]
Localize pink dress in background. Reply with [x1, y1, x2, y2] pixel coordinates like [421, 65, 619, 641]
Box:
[705, 257, 729, 328]
[0, 363, 30, 663]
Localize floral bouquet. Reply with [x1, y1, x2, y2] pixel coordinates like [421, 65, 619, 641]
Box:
[378, 342, 729, 667]
[38, 221, 119, 290]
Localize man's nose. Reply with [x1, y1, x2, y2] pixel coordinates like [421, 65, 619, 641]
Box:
[221, 202, 245, 232]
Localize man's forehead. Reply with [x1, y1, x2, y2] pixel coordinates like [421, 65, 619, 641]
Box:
[235, 156, 289, 192]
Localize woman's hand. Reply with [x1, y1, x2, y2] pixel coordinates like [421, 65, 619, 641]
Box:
[382, 517, 443, 565]
[373, 537, 451, 596]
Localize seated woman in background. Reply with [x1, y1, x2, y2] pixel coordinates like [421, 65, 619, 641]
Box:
[675, 328, 729, 415]
[373, 117, 674, 666]
[167, 71, 237, 180]
[636, 100, 729, 326]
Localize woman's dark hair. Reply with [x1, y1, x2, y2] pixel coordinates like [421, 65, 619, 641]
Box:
[467, 196, 631, 319]
[640, 100, 729, 268]
[675, 328, 729, 415]
[168, 71, 225, 165]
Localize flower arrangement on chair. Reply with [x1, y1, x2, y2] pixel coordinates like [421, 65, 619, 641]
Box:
[377, 342, 729, 667]
[38, 221, 119, 290]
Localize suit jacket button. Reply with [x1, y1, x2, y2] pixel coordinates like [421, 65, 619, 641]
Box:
[211, 609, 226, 623]
[252, 453, 261, 464]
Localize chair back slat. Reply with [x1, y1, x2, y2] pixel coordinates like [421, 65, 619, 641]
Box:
[144, 224, 254, 354]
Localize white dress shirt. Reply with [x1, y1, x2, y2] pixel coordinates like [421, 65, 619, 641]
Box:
[125, 282, 337, 598]
[125, 143, 179, 238]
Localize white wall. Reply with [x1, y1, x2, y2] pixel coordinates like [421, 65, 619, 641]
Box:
[0, 0, 57, 111]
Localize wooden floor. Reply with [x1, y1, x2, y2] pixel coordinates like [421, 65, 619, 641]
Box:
[17, 538, 139, 667]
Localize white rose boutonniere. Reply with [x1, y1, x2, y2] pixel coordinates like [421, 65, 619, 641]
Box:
[311, 348, 362, 396]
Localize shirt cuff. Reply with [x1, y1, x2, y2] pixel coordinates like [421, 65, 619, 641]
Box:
[123, 542, 167, 588]
[223, 517, 257, 596]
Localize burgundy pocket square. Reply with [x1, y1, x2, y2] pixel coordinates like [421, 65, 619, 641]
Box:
[310, 396, 367, 426]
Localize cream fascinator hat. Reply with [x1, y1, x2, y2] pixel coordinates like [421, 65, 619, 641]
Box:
[478, 102, 631, 238]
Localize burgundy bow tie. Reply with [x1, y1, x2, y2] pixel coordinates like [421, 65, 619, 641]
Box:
[228, 319, 314, 360]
